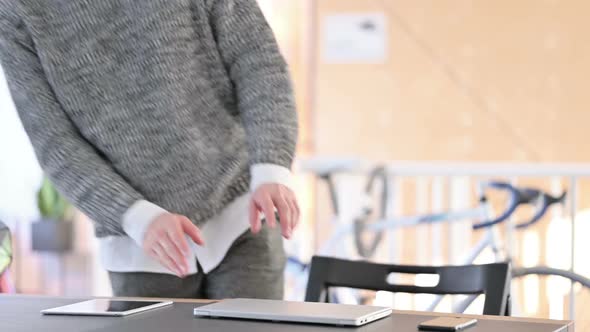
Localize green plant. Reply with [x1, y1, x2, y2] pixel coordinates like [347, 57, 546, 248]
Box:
[37, 176, 73, 222]
[0, 220, 11, 273]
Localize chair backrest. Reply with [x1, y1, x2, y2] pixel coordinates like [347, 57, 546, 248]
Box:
[305, 256, 510, 316]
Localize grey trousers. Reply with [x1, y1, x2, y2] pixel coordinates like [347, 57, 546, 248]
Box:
[108, 226, 286, 300]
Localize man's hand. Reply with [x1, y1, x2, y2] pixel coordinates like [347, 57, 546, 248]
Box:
[249, 183, 300, 239]
[142, 213, 205, 277]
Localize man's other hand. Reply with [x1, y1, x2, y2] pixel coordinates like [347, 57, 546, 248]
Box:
[249, 183, 300, 239]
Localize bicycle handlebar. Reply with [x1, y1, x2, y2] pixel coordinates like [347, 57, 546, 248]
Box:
[472, 182, 566, 230]
[514, 190, 567, 229]
[472, 182, 524, 230]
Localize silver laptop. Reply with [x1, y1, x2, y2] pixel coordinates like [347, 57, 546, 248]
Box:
[193, 298, 392, 326]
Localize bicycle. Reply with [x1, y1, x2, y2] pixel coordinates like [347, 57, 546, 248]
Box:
[286, 162, 546, 303]
[351, 170, 589, 315]
[286, 161, 590, 317]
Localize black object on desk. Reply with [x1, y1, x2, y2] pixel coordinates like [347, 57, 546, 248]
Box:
[418, 317, 478, 331]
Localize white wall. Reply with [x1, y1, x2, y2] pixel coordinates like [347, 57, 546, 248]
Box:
[0, 66, 42, 224]
[0, 66, 44, 293]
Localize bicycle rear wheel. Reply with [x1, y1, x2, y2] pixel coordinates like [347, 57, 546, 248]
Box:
[512, 266, 590, 288]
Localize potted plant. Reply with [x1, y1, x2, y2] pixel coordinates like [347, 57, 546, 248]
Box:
[31, 177, 74, 252]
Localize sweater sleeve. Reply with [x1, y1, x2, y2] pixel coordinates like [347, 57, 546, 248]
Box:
[208, 0, 298, 169]
[0, 10, 144, 235]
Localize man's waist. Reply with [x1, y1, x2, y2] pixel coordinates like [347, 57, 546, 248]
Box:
[93, 169, 251, 238]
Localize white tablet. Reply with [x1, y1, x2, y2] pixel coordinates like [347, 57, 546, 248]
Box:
[41, 299, 173, 316]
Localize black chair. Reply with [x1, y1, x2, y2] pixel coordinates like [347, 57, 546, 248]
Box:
[305, 256, 510, 316]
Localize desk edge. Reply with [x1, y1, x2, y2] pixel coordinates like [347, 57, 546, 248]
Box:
[0, 294, 574, 330]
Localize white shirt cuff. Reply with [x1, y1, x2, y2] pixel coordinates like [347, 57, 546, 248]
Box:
[122, 200, 168, 246]
[250, 164, 293, 192]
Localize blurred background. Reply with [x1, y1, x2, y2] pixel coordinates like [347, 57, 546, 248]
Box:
[1, 0, 589, 329]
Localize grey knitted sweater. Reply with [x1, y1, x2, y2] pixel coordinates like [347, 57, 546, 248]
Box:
[0, 0, 298, 237]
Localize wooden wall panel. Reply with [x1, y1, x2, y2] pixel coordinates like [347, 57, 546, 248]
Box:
[313, 0, 590, 162]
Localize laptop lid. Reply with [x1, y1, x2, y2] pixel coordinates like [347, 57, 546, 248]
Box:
[193, 298, 392, 326]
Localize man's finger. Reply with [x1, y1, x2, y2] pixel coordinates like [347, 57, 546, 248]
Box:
[292, 199, 301, 230]
[164, 232, 189, 274]
[169, 221, 190, 255]
[142, 234, 155, 254]
[158, 238, 186, 275]
[260, 196, 277, 228]
[180, 217, 205, 246]
[249, 198, 261, 234]
[288, 199, 298, 234]
[153, 245, 182, 276]
[273, 197, 291, 239]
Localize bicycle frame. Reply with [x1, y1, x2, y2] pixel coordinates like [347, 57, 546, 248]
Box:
[425, 226, 504, 313]
[325, 207, 487, 255]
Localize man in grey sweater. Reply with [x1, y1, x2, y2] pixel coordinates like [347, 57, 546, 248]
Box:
[0, 0, 299, 299]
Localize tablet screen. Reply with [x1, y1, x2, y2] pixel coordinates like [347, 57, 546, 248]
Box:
[106, 300, 163, 312]
[41, 299, 172, 316]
